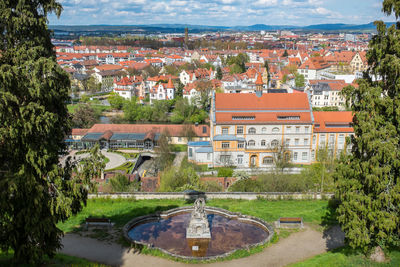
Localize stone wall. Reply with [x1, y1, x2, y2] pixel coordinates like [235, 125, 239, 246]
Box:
[88, 192, 334, 200]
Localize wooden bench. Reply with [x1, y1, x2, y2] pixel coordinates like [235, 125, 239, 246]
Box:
[85, 217, 112, 230]
[276, 217, 303, 228]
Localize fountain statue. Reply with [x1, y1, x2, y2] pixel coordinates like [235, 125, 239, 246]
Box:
[186, 198, 211, 239]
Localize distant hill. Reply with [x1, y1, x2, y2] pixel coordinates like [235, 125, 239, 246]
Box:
[49, 22, 397, 34]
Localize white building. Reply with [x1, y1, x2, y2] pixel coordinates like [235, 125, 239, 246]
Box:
[149, 78, 175, 103]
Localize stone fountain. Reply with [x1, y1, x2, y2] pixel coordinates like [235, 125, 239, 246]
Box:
[186, 198, 211, 239]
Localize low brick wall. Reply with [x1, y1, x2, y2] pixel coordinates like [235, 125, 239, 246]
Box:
[88, 192, 334, 200]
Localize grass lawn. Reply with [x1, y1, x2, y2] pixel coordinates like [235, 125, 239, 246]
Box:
[58, 198, 331, 233]
[290, 246, 400, 267]
[169, 144, 188, 152]
[0, 250, 109, 267]
[105, 161, 134, 173]
[67, 104, 111, 114]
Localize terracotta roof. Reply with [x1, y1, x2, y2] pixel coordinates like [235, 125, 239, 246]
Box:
[255, 72, 264, 85]
[71, 129, 89, 136]
[299, 57, 330, 70]
[313, 111, 353, 133]
[166, 77, 174, 89]
[215, 93, 311, 111]
[86, 124, 210, 137]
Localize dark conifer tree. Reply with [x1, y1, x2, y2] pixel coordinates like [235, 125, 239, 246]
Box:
[335, 0, 400, 258]
[0, 1, 90, 264]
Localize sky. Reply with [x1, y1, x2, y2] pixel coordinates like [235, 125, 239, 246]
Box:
[49, 0, 396, 26]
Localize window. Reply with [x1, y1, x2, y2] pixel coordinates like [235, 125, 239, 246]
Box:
[296, 126, 300, 133]
[338, 134, 345, 145]
[313, 135, 316, 144]
[222, 127, 229, 135]
[285, 138, 290, 147]
[305, 126, 310, 133]
[286, 126, 291, 133]
[207, 153, 211, 160]
[248, 127, 256, 134]
[320, 134, 326, 146]
[237, 155, 243, 164]
[277, 116, 300, 120]
[302, 152, 308, 160]
[222, 142, 230, 149]
[248, 140, 255, 147]
[238, 141, 245, 148]
[261, 140, 266, 146]
[232, 116, 255, 120]
[220, 155, 231, 164]
[189, 148, 193, 157]
[202, 126, 207, 134]
[237, 126, 244, 134]
[178, 137, 182, 142]
[304, 138, 309, 145]
[262, 127, 267, 133]
[272, 127, 280, 133]
[293, 152, 298, 161]
[311, 150, 315, 160]
[263, 157, 274, 165]
[295, 138, 299, 145]
[271, 139, 279, 147]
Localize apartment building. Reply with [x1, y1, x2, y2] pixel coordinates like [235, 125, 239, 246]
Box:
[188, 93, 354, 168]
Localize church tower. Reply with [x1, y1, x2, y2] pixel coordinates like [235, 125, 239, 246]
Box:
[255, 72, 264, 97]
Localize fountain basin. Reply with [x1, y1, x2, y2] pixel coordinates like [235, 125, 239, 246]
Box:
[123, 206, 274, 260]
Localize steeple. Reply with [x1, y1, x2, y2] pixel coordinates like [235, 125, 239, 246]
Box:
[255, 72, 264, 97]
[167, 77, 174, 89]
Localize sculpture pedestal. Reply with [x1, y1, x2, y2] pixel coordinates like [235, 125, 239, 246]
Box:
[186, 238, 210, 257]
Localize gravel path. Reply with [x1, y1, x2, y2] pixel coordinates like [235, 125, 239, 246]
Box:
[60, 225, 344, 267]
[63, 150, 127, 170]
[173, 152, 187, 167]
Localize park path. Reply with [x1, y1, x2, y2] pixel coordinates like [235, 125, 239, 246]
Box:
[65, 150, 127, 170]
[173, 152, 187, 167]
[60, 226, 344, 267]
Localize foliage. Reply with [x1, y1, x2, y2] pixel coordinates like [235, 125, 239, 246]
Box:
[109, 173, 140, 193]
[158, 165, 200, 192]
[272, 142, 292, 172]
[72, 103, 100, 128]
[170, 97, 208, 124]
[108, 92, 126, 110]
[0, 251, 110, 267]
[226, 53, 249, 73]
[233, 170, 250, 180]
[0, 1, 91, 264]
[264, 60, 271, 85]
[154, 130, 175, 172]
[200, 180, 224, 192]
[77, 144, 106, 193]
[229, 173, 315, 193]
[216, 66, 223, 80]
[312, 106, 340, 111]
[83, 76, 102, 93]
[123, 98, 174, 123]
[335, 1, 400, 255]
[295, 73, 305, 88]
[217, 167, 234, 177]
[283, 50, 289, 57]
[289, 246, 400, 267]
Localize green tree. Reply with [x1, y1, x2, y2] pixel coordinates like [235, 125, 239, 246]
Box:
[77, 143, 106, 193]
[154, 130, 174, 172]
[264, 60, 271, 86]
[335, 0, 400, 258]
[0, 1, 90, 264]
[72, 104, 99, 128]
[109, 173, 140, 192]
[84, 76, 101, 93]
[108, 92, 126, 110]
[295, 73, 305, 88]
[175, 80, 184, 98]
[216, 66, 223, 80]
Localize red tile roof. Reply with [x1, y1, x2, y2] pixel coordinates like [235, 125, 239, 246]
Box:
[86, 124, 210, 137]
[313, 111, 353, 133]
[215, 93, 310, 111]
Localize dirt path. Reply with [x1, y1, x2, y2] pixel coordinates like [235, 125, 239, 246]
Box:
[60, 226, 344, 267]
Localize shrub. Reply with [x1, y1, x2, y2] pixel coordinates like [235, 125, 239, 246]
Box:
[217, 167, 233, 177]
[201, 180, 224, 192]
[228, 179, 261, 192]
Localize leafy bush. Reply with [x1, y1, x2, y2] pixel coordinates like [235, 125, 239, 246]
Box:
[228, 179, 261, 192]
[217, 167, 233, 177]
[159, 165, 200, 192]
[201, 180, 224, 192]
[109, 173, 140, 192]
